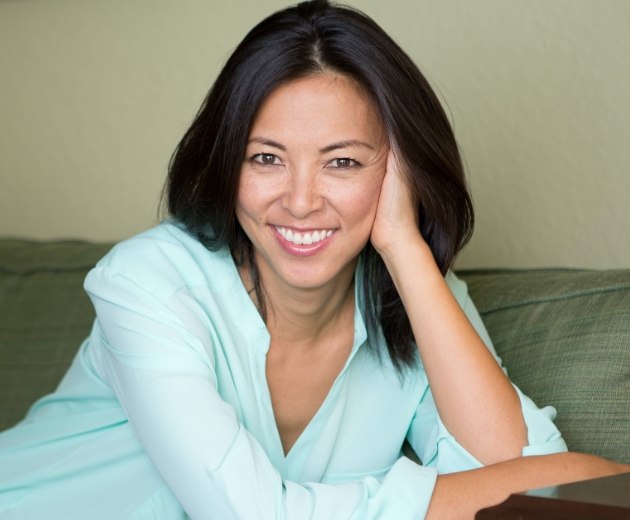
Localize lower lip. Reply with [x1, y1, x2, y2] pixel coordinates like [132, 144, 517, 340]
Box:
[272, 227, 335, 257]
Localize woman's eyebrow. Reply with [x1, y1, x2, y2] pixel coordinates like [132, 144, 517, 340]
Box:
[247, 137, 375, 153]
[319, 140, 375, 153]
[247, 137, 286, 151]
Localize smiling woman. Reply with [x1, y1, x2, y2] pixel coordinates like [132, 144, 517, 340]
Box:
[0, 1, 628, 519]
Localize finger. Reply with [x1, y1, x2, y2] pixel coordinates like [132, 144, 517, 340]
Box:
[386, 149, 399, 177]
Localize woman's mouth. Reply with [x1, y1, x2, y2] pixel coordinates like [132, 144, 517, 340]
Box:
[275, 226, 334, 246]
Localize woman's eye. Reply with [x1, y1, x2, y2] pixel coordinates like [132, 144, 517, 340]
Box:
[252, 153, 282, 166]
[330, 158, 358, 169]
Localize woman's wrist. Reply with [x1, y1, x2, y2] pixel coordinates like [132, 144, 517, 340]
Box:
[376, 232, 441, 287]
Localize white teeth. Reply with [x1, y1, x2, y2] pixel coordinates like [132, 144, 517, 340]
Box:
[276, 227, 334, 246]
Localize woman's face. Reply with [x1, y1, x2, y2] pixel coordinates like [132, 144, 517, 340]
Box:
[236, 73, 388, 293]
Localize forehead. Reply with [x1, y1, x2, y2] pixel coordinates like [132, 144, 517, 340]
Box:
[249, 73, 385, 144]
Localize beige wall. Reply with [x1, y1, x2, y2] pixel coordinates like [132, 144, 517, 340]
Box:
[1, 0, 628, 269]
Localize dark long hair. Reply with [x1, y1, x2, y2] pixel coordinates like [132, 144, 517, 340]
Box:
[166, 0, 474, 372]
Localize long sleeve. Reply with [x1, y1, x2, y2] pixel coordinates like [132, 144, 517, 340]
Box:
[406, 272, 568, 473]
[85, 265, 438, 519]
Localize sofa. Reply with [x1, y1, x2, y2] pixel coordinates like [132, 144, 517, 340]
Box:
[1, 238, 629, 464]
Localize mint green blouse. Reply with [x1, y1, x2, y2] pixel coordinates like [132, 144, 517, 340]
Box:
[0, 221, 567, 519]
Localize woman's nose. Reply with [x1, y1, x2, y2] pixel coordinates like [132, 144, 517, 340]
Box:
[281, 170, 324, 218]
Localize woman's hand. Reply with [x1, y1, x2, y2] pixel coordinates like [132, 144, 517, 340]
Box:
[370, 151, 424, 258]
[427, 453, 630, 520]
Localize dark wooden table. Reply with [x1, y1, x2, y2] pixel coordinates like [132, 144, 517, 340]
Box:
[475, 472, 630, 519]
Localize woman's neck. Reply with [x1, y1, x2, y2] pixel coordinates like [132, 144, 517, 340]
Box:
[239, 260, 357, 350]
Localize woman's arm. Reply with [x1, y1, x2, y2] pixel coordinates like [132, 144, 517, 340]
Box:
[427, 452, 630, 520]
[371, 152, 527, 464]
[371, 153, 630, 518]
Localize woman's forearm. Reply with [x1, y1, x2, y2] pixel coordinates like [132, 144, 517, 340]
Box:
[427, 452, 630, 520]
[380, 237, 527, 464]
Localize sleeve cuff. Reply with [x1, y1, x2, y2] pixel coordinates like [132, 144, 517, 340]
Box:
[363, 457, 438, 519]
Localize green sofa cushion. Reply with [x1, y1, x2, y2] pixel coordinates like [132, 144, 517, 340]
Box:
[0, 239, 111, 430]
[460, 269, 630, 464]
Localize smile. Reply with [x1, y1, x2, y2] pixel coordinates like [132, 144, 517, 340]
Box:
[275, 226, 334, 246]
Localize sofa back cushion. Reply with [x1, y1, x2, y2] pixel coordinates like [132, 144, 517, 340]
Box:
[460, 269, 630, 464]
[0, 239, 111, 430]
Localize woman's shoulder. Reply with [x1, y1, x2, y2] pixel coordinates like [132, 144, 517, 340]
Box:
[86, 220, 237, 302]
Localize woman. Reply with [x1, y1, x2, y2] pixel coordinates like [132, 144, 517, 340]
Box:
[0, 1, 627, 519]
